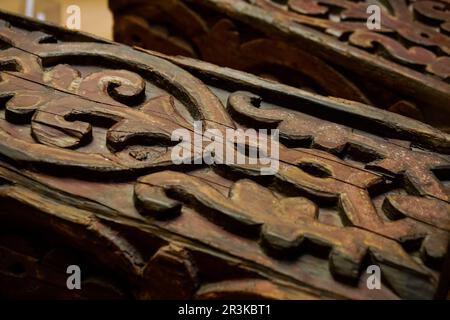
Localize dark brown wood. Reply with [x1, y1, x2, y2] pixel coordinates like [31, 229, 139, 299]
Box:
[0, 10, 449, 299]
[109, 0, 450, 132]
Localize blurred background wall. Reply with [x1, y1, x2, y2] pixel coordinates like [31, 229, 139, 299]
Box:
[0, 0, 113, 39]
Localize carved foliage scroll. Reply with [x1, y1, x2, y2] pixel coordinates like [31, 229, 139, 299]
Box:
[0, 16, 449, 299]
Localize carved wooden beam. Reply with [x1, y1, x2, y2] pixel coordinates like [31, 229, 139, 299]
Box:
[109, 0, 450, 132]
[0, 10, 449, 299]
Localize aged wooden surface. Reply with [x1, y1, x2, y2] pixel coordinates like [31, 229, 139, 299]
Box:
[110, 0, 450, 132]
[0, 11, 449, 299]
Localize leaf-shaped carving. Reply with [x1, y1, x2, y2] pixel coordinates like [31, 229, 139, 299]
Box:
[134, 170, 439, 299]
[0, 21, 234, 173]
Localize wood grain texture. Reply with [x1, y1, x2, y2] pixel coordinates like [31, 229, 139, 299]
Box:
[109, 0, 450, 132]
[0, 10, 449, 299]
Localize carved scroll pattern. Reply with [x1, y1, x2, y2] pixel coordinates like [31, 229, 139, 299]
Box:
[135, 92, 450, 299]
[257, 0, 450, 80]
[109, 0, 450, 125]
[0, 20, 233, 173]
[0, 20, 449, 299]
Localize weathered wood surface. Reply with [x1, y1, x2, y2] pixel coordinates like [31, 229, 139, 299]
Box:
[0, 11, 449, 299]
[110, 0, 450, 132]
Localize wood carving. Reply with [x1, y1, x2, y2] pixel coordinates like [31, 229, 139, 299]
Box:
[110, 0, 450, 132]
[0, 10, 449, 299]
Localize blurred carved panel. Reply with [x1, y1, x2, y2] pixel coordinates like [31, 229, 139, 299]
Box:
[110, 0, 450, 132]
[0, 10, 449, 299]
